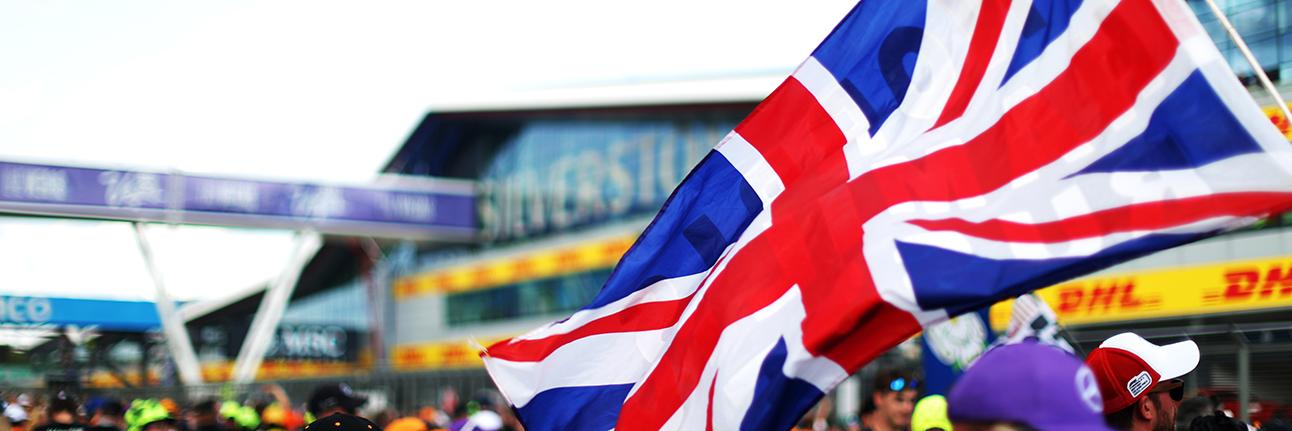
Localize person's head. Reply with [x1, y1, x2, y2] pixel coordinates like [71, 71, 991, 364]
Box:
[46, 393, 79, 424]
[947, 341, 1111, 430]
[308, 384, 367, 418]
[126, 399, 177, 431]
[1085, 333, 1198, 431]
[1175, 397, 1215, 431]
[1186, 411, 1245, 431]
[437, 389, 459, 419]
[910, 395, 951, 431]
[93, 399, 126, 427]
[191, 400, 219, 426]
[870, 368, 919, 429]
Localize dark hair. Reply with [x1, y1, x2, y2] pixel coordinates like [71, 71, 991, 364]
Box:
[1188, 411, 1246, 431]
[871, 369, 919, 393]
[97, 399, 127, 417]
[48, 393, 79, 416]
[1105, 395, 1160, 431]
[1176, 397, 1216, 430]
[192, 399, 219, 417]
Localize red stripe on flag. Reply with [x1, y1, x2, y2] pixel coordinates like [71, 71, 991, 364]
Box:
[934, 0, 1013, 128]
[484, 296, 694, 362]
[853, 0, 1179, 215]
[908, 192, 1292, 243]
[735, 77, 846, 188]
[486, 250, 733, 362]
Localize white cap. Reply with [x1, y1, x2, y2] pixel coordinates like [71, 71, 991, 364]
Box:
[1098, 332, 1200, 380]
[4, 404, 27, 422]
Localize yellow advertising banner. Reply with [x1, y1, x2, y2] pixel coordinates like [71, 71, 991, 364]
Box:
[86, 360, 365, 388]
[991, 254, 1292, 329]
[391, 338, 509, 370]
[394, 235, 636, 300]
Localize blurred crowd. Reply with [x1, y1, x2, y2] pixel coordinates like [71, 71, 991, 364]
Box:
[797, 332, 1292, 431]
[4, 331, 1288, 431]
[0, 383, 521, 431]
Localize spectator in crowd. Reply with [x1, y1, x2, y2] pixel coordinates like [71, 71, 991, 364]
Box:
[910, 395, 951, 431]
[125, 400, 178, 431]
[947, 340, 1110, 430]
[1085, 333, 1198, 431]
[33, 393, 87, 431]
[451, 392, 501, 431]
[867, 369, 920, 431]
[307, 384, 367, 420]
[1175, 397, 1216, 431]
[1186, 411, 1246, 431]
[795, 395, 844, 431]
[188, 400, 223, 431]
[5, 394, 30, 431]
[436, 390, 461, 431]
[414, 407, 442, 431]
[88, 399, 126, 431]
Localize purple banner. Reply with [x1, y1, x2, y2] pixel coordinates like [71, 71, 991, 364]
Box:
[0, 161, 476, 240]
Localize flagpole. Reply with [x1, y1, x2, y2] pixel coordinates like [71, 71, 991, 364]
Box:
[1203, 0, 1292, 124]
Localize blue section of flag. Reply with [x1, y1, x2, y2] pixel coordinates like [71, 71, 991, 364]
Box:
[1073, 71, 1265, 176]
[920, 307, 996, 396]
[898, 232, 1210, 315]
[581, 152, 763, 311]
[516, 384, 634, 431]
[739, 338, 824, 431]
[1002, 0, 1084, 85]
[812, 0, 927, 135]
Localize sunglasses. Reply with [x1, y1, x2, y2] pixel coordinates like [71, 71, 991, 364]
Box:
[1148, 380, 1184, 402]
[888, 377, 921, 392]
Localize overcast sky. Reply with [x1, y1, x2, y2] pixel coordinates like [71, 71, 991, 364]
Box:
[0, 0, 856, 302]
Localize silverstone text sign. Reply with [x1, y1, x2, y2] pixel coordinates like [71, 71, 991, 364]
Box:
[0, 161, 476, 240]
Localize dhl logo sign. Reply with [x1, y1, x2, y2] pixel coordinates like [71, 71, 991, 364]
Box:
[992, 255, 1292, 329]
[86, 360, 363, 388]
[391, 338, 509, 370]
[393, 235, 636, 300]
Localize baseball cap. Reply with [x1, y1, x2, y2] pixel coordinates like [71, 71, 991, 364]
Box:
[947, 341, 1111, 430]
[911, 395, 952, 431]
[1084, 332, 1199, 414]
[308, 383, 368, 416]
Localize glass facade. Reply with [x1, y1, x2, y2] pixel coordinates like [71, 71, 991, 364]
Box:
[445, 269, 610, 326]
[477, 111, 745, 244]
[281, 280, 371, 329]
[1188, 0, 1290, 83]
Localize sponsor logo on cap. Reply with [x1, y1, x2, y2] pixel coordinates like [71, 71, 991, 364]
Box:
[1127, 371, 1152, 397]
[1076, 366, 1103, 413]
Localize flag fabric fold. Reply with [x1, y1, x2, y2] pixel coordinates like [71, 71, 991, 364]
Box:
[484, 0, 1292, 429]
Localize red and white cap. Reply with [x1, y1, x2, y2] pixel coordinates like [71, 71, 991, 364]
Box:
[1084, 332, 1199, 414]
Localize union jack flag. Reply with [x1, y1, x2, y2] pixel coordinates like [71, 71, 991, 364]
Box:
[482, 0, 1292, 429]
